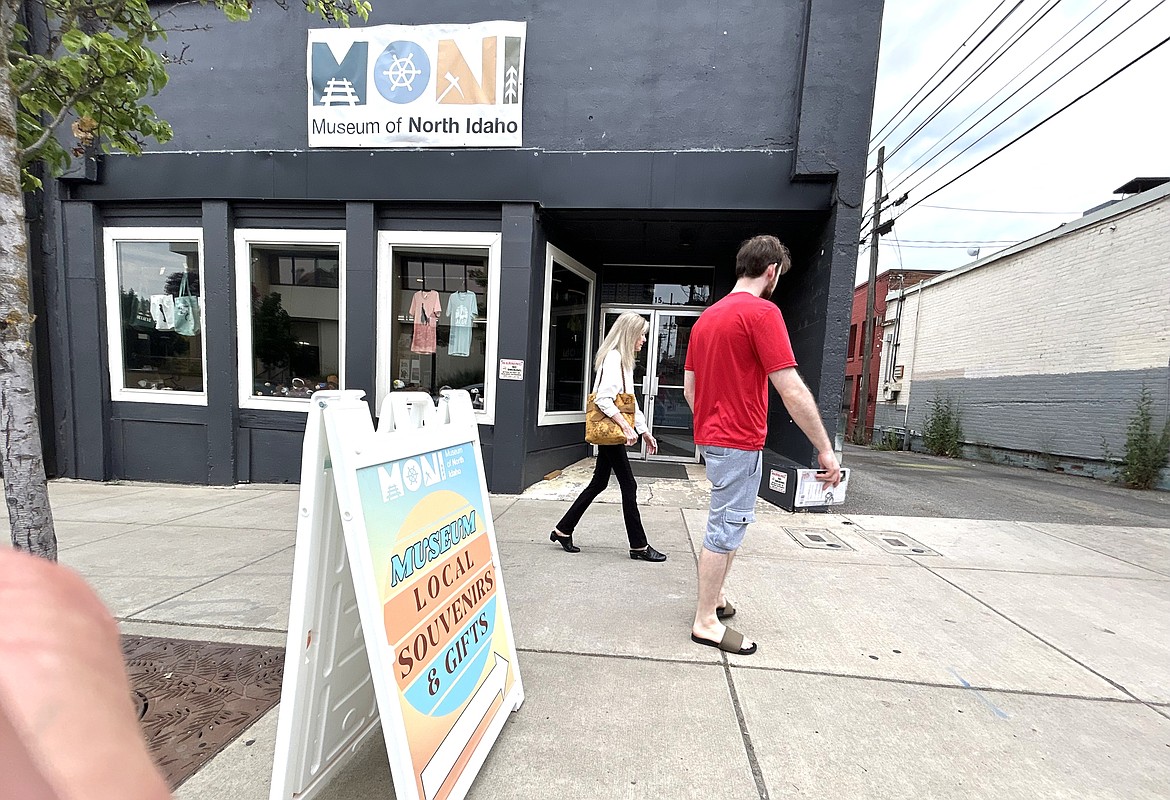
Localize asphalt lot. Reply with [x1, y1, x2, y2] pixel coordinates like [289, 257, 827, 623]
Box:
[839, 444, 1170, 526]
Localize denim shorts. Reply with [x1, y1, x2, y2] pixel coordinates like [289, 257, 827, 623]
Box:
[701, 445, 762, 554]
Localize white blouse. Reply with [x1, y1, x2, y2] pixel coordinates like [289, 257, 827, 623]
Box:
[593, 349, 648, 435]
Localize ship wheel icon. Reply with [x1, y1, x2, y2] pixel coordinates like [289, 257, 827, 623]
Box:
[374, 41, 431, 104]
[385, 53, 422, 91]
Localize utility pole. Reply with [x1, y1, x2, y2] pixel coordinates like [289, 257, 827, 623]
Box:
[857, 145, 884, 445]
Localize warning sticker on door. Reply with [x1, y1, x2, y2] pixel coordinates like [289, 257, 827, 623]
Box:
[768, 469, 788, 493]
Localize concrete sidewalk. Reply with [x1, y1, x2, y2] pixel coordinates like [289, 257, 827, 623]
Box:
[15, 472, 1170, 799]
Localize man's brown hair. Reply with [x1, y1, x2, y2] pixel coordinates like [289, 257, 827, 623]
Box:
[735, 235, 792, 279]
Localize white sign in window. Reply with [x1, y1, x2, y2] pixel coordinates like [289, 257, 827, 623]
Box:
[103, 228, 206, 405]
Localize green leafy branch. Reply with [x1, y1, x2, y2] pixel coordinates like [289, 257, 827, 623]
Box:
[8, 0, 371, 189]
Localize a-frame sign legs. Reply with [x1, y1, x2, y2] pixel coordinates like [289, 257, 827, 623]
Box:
[269, 393, 381, 799]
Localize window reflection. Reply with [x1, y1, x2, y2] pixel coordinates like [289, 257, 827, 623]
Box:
[545, 262, 590, 412]
[115, 241, 204, 393]
[599, 281, 711, 306]
[248, 243, 341, 399]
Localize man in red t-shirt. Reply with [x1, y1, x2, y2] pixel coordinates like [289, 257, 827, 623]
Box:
[683, 235, 841, 656]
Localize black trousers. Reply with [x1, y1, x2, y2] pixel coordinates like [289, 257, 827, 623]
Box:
[556, 444, 648, 550]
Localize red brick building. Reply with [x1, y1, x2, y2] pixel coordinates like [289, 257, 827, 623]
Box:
[844, 270, 942, 440]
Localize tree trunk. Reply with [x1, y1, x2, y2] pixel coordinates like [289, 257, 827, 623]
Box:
[0, 1, 58, 560]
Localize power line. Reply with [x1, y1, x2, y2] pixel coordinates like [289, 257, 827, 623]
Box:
[888, 0, 1115, 189]
[882, 0, 1066, 165]
[877, 242, 1014, 249]
[888, 0, 1159, 196]
[863, 0, 1162, 240]
[919, 203, 1077, 214]
[869, 1, 1018, 152]
[887, 31, 1170, 227]
[889, 228, 905, 269]
[897, 238, 1021, 244]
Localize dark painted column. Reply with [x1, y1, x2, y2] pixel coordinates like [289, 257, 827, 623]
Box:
[785, 0, 884, 457]
[202, 202, 237, 484]
[345, 202, 377, 416]
[38, 184, 71, 477]
[769, 213, 840, 466]
[60, 202, 109, 480]
[492, 203, 538, 493]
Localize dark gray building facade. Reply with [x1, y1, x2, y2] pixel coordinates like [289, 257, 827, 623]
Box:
[33, 0, 884, 493]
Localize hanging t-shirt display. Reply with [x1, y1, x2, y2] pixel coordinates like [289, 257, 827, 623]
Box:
[445, 290, 478, 357]
[409, 289, 442, 354]
[149, 293, 176, 331]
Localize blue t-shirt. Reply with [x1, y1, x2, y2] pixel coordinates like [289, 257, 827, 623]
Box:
[446, 291, 478, 357]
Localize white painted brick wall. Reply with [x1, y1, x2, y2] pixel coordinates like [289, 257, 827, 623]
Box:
[910, 199, 1170, 380]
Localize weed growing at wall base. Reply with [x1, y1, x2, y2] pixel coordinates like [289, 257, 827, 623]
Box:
[871, 429, 903, 451]
[1117, 387, 1170, 490]
[923, 393, 964, 458]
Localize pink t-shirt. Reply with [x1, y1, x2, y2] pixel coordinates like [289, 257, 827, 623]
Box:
[409, 290, 442, 354]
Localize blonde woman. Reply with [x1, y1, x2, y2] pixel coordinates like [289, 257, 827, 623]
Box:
[550, 312, 667, 562]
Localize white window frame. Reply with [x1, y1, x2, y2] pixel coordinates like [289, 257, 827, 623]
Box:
[234, 229, 347, 412]
[538, 245, 596, 425]
[103, 227, 207, 406]
[376, 231, 502, 425]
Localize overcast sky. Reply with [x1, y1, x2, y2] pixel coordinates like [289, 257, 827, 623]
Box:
[857, 0, 1170, 285]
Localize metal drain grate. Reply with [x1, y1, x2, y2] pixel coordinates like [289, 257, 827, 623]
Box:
[121, 635, 285, 789]
[862, 531, 939, 556]
[785, 527, 854, 551]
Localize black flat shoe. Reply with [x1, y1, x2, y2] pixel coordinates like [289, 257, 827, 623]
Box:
[629, 544, 667, 562]
[550, 530, 580, 553]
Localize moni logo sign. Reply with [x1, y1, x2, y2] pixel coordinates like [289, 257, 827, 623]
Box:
[307, 21, 526, 147]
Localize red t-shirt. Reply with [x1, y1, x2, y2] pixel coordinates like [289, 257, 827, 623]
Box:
[685, 292, 797, 450]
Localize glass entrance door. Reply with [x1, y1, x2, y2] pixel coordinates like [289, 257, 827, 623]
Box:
[599, 306, 702, 463]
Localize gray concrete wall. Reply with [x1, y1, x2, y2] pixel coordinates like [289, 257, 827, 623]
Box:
[887, 368, 1170, 488]
[904, 370, 1170, 458]
[873, 402, 907, 434]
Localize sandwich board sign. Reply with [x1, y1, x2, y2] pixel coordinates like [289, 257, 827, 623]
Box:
[270, 389, 523, 800]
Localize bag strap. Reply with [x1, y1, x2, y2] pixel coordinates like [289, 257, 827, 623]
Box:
[592, 350, 629, 395]
[178, 270, 190, 298]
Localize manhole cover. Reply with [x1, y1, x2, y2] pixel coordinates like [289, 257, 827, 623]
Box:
[785, 527, 854, 551]
[121, 635, 285, 789]
[862, 530, 939, 556]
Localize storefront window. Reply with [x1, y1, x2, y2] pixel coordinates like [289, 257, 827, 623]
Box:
[540, 246, 595, 422]
[388, 251, 489, 408]
[103, 231, 205, 404]
[597, 265, 713, 307]
[236, 231, 344, 409]
[377, 232, 500, 422]
[598, 281, 711, 306]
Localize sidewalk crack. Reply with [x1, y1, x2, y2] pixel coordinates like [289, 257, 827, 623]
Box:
[723, 657, 770, 800]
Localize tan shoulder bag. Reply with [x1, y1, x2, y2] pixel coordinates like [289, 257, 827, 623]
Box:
[585, 355, 637, 446]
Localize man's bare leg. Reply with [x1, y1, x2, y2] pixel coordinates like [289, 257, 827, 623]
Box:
[693, 547, 753, 648]
[717, 551, 737, 609]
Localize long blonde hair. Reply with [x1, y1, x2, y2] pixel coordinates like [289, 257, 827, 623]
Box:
[594, 312, 649, 373]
